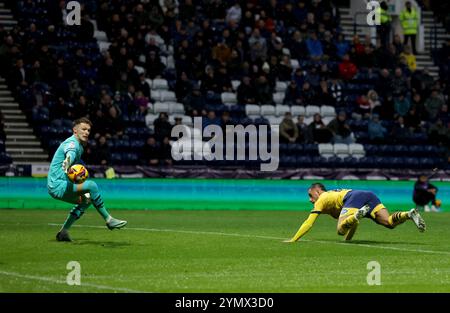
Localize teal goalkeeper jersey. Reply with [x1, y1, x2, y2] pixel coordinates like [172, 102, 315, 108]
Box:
[47, 135, 84, 191]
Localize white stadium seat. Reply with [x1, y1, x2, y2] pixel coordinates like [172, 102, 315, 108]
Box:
[260, 105, 276, 116]
[151, 90, 161, 101]
[145, 78, 153, 89]
[182, 115, 193, 127]
[322, 116, 333, 126]
[160, 90, 176, 102]
[290, 105, 305, 117]
[145, 114, 158, 129]
[321, 105, 336, 117]
[245, 104, 260, 116]
[318, 143, 334, 158]
[267, 116, 284, 126]
[221, 92, 237, 104]
[94, 30, 107, 41]
[305, 105, 321, 117]
[231, 80, 240, 90]
[153, 102, 169, 114]
[275, 104, 290, 116]
[152, 78, 169, 90]
[290, 59, 300, 69]
[168, 102, 185, 114]
[166, 56, 175, 69]
[349, 143, 365, 159]
[333, 143, 350, 158]
[275, 81, 288, 92]
[160, 56, 168, 67]
[273, 92, 285, 104]
[304, 116, 313, 125]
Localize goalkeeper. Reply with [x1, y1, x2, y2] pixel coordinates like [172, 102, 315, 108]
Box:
[284, 183, 425, 243]
[47, 117, 127, 242]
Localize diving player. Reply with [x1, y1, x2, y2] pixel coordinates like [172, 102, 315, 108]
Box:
[284, 183, 426, 242]
[48, 117, 127, 242]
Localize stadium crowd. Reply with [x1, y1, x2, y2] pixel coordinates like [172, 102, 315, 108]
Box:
[0, 0, 448, 168]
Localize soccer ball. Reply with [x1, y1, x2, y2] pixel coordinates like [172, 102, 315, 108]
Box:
[67, 164, 89, 184]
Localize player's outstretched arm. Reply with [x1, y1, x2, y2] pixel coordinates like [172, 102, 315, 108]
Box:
[284, 213, 319, 243]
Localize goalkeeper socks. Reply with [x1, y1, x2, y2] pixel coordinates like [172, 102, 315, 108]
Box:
[388, 212, 409, 228]
[82, 180, 111, 221]
[92, 194, 111, 221]
[61, 205, 86, 230]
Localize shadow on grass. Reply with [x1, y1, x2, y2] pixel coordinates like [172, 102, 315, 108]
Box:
[73, 240, 132, 248]
[313, 238, 428, 246]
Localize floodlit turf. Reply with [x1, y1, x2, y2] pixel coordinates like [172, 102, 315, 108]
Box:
[1, 209, 450, 293]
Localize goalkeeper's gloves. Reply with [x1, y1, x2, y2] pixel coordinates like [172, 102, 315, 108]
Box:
[62, 155, 71, 174]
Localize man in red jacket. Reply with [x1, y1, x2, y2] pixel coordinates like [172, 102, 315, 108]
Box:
[338, 54, 358, 81]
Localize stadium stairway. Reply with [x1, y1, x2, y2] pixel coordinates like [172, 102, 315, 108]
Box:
[339, 7, 441, 79]
[0, 77, 48, 164]
[0, 1, 16, 31]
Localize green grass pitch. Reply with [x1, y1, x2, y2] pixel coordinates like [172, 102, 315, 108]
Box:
[1, 209, 450, 292]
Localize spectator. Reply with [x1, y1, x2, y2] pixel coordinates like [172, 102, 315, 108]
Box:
[413, 175, 441, 212]
[308, 113, 333, 143]
[255, 76, 273, 104]
[356, 95, 371, 119]
[279, 112, 299, 143]
[141, 136, 160, 166]
[283, 80, 302, 106]
[296, 115, 309, 143]
[305, 31, 323, 60]
[391, 116, 411, 143]
[400, 1, 419, 54]
[338, 54, 358, 81]
[154, 112, 172, 142]
[428, 119, 449, 146]
[329, 77, 344, 104]
[377, 1, 392, 48]
[404, 106, 422, 133]
[237, 76, 257, 105]
[317, 80, 335, 106]
[184, 85, 206, 116]
[399, 46, 416, 72]
[93, 136, 111, 165]
[160, 137, 173, 166]
[394, 93, 411, 117]
[299, 81, 316, 105]
[175, 71, 193, 102]
[390, 67, 409, 96]
[368, 114, 387, 143]
[327, 111, 354, 144]
[202, 110, 221, 130]
[424, 89, 445, 120]
[368, 90, 382, 115]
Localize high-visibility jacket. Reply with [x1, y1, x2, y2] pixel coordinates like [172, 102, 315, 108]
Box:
[377, 7, 392, 25]
[400, 9, 419, 35]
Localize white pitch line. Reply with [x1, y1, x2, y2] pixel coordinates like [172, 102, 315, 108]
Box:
[48, 223, 450, 256]
[0, 270, 148, 293]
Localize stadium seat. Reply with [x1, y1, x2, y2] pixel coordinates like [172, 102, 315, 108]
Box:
[168, 102, 185, 114]
[322, 117, 333, 125]
[153, 102, 170, 114]
[245, 104, 260, 116]
[318, 143, 334, 158]
[152, 78, 169, 90]
[260, 105, 276, 116]
[160, 90, 176, 102]
[333, 143, 349, 158]
[221, 92, 237, 104]
[273, 92, 285, 104]
[275, 81, 288, 93]
[348, 143, 365, 159]
[145, 114, 158, 128]
[320, 105, 336, 117]
[231, 80, 240, 90]
[275, 105, 290, 116]
[181, 115, 193, 127]
[305, 105, 320, 117]
[151, 90, 161, 101]
[267, 116, 283, 126]
[290, 59, 300, 69]
[290, 105, 305, 117]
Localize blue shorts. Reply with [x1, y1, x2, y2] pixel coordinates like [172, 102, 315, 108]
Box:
[341, 190, 385, 219]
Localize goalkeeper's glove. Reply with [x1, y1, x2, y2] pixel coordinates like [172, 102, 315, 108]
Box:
[62, 155, 71, 174]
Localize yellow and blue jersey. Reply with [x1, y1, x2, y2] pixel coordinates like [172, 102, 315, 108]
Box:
[312, 189, 352, 218]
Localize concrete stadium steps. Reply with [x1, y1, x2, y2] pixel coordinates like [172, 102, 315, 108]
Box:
[338, 7, 442, 79]
[0, 1, 15, 30]
[0, 80, 49, 163]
